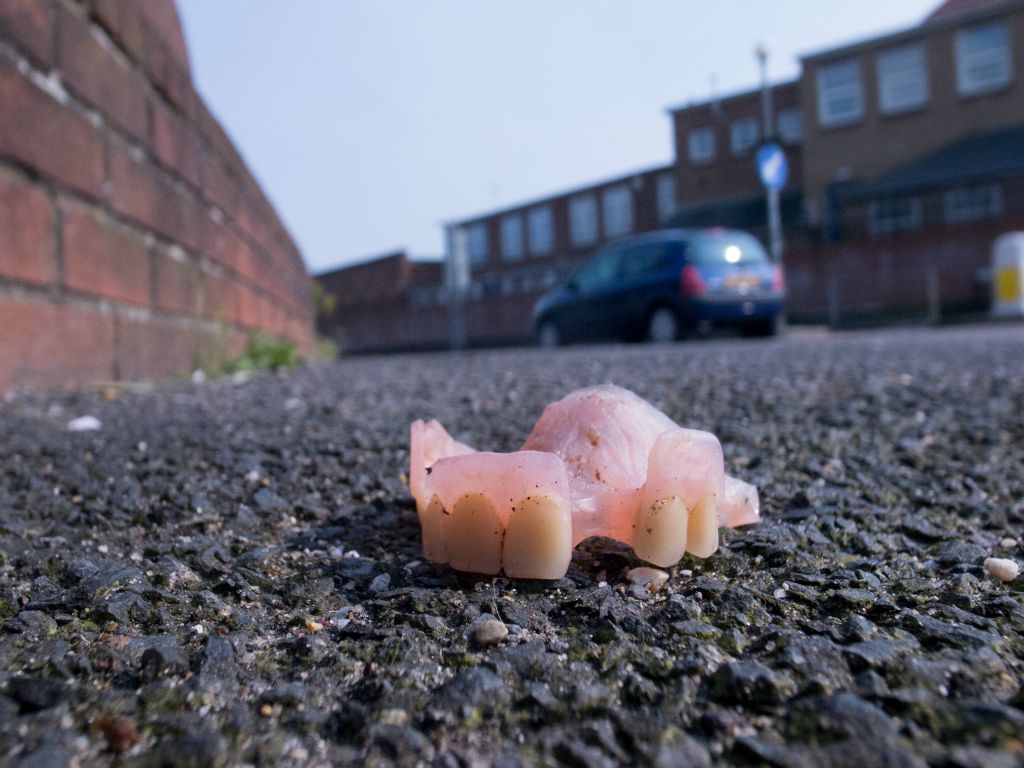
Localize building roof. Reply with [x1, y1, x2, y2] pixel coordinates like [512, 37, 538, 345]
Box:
[664, 80, 798, 116]
[925, 0, 1009, 22]
[835, 124, 1024, 201]
[448, 163, 673, 227]
[801, 0, 1024, 62]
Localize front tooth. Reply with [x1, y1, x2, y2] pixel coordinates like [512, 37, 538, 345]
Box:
[633, 496, 688, 568]
[419, 494, 447, 564]
[502, 495, 572, 580]
[442, 492, 503, 575]
[686, 493, 719, 558]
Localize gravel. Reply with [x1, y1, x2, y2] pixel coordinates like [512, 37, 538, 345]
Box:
[1, 324, 1023, 766]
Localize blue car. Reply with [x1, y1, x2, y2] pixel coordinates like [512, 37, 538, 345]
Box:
[532, 228, 785, 346]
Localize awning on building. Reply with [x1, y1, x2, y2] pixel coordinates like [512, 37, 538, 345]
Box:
[834, 124, 1024, 203]
[666, 190, 804, 230]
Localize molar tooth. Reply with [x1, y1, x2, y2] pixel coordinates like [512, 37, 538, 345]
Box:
[442, 492, 503, 575]
[686, 493, 719, 558]
[502, 495, 572, 580]
[419, 494, 447, 564]
[633, 496, 688, 568]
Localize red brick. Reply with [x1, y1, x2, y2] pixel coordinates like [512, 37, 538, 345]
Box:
[200, 153, 239, 219]
[108, 135, 201, 249]
[236, 284, 262, 329]
[89, 0, 144, 65]
[0, 168, 55, 285]
[142, 24, 189, 111]
[153, 249, 203, 316]
[0, 58, 105, 197]
[116, 317, 245, 382]
[201, 217, 246, 274]
[136, 0, 191, 78]
[62, 201, 149, 306]
[204, 272, 240, 323]
[55, 4, 148, 142]
[0, 0, 53, 66]
[0, 294, 114, 391]
[151, 100, 202, 190]
[115, 315, 196, 380]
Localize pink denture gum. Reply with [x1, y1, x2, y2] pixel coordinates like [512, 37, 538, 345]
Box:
[408, 384, 759, 579]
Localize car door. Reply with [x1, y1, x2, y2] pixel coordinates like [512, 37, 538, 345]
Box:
[614, 241, 681, 336]
[559, 246, 623, 341]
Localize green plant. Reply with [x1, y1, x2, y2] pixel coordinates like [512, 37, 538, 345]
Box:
[229, 333, 299, 373]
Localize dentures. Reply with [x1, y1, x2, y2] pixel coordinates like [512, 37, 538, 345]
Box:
[409, 384, 759, 579]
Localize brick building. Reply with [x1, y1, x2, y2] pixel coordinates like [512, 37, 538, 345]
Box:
[0, 0, 313, 391]
[317, 251, 446, 352]
[790, 0, 1024, 321]
[317, 0, 1024, 350]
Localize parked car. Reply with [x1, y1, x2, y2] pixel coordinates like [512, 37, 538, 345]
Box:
[532, 228, 785, 346]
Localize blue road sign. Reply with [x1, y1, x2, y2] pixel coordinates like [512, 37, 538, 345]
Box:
[756, 143, 789, 191]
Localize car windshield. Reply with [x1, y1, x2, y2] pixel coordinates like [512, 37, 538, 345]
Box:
[688, 232, 769, 266]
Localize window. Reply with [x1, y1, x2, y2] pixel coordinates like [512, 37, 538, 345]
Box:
[944, 185, 1003, 223]
[656, 172, 676, 223]
[688, 126, 715, 165]
[573, 248, 620, 293]
[878, 43, 929, 114]
[956, 21, 1012, 96]
[527, 206, 553, 256]
[466, 222, 488, 264]
[500, 214, 523, 261]
[730, 117, 760, 156]
[817, 59, 864, 128]
[620, 242, 680, 280]
[869, 197, 922, 235]
[569, 193, 598, 247]
[777, 108, 802, 144]
[602, 185, 633, 238]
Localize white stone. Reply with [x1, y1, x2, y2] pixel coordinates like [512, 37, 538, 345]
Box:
[67, 415, 101, 432]
[984, 557, 1020, 582]
[999, 538, 1017, 548]
[625, 566, 670, 587]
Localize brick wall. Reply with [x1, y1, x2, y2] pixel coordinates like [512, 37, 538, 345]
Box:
[0, 0, 312, 391]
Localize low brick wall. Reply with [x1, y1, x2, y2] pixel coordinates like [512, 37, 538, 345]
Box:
[0, 0, 312, 390]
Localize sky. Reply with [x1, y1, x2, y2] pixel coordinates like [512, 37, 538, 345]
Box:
[176, 0, 938, 274]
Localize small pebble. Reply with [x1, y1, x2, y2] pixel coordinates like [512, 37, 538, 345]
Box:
[1000, 537, 1017, 548]
[67, 415, 102, 431]
[625, 567, 669, 587]
[331, 606, 357, 629]
[984, 557, 1020, 582]
[471, 618, 509, 647]
[369, 573, 391, 594]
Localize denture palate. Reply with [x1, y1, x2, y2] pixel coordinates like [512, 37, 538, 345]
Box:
[409, 384, 760, 579]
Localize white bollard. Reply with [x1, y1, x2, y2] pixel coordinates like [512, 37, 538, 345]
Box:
[992, 233, 1024, 318]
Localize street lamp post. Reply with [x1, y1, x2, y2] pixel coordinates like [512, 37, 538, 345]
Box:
[757, 44, 784, 267]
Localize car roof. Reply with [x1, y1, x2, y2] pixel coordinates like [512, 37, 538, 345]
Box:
[604, 227, 745, 249]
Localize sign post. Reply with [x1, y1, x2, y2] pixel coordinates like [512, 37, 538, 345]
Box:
[756, 142, 788, 267]
[755, 44, 785, 269]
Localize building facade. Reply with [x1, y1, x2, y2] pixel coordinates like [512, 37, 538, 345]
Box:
[317, 0, 1024, 351]
[792, 0, 1024, 320]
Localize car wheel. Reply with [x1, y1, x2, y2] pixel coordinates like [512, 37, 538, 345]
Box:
[537, 320, 561, 348]
[646, 307, 679, 343]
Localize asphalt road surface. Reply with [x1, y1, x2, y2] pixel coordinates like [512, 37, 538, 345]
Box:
[2, 324, 1023, 767]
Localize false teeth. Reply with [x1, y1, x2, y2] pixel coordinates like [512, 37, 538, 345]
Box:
[409, 384, 759, 579]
